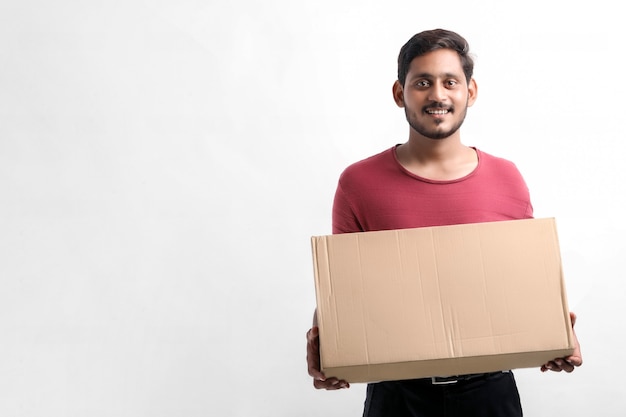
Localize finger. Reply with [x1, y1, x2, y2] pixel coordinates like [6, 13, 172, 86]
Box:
[314, 377, 350, 390]
[306, 327, 319, 343]
[541, 361, 562, 372]
[314, 378, 337, 390]
[543, 358, 580, 373]
[565, 354, 583, 367]
[570, 312, 577, 328]
[555, 359, 574, 373]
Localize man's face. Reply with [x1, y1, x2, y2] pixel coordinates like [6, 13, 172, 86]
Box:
[395, 49, 477, 140]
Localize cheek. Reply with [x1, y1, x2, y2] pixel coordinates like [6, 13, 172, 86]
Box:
[404, 98, 422, 111]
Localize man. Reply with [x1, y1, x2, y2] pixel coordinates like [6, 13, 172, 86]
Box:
[306, 29, 583, 416]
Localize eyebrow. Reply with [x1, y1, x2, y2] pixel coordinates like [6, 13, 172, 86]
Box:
[408, 72, 462, 81]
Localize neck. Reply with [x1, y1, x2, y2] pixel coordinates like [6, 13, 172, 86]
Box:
[403, 133, 466, 161]
[396, 134, 477, 180]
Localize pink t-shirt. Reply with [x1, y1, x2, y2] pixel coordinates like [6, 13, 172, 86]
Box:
[332, 146, 533, 234]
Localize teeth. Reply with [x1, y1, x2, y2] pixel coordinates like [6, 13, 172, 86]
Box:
[427, 109, 448, 115]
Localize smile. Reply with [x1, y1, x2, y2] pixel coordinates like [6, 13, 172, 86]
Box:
[426, 109, 450, 115]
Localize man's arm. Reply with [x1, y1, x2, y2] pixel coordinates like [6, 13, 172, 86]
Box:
[306, 309, 350, 389]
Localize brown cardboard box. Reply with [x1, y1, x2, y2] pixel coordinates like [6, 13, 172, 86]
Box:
[311, 218, 574, 383]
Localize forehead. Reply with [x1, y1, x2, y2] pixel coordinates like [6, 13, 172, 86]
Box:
[406, 49, 465, 79]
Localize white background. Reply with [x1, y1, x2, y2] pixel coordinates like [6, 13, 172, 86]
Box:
[1, 1, 624, 416]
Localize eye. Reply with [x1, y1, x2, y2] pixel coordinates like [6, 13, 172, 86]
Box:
[415, 80, 430, 88]
[446, 80, 458, 88]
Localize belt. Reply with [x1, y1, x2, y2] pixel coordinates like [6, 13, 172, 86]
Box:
[430, 371, 508, 385]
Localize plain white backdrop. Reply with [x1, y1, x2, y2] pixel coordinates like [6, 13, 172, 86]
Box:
[1, 1, 624, 416]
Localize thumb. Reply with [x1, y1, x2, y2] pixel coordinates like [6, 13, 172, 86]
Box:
[307, 326, 319, 342]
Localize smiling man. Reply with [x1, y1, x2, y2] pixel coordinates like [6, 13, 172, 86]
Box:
[306, 29, 582, 417]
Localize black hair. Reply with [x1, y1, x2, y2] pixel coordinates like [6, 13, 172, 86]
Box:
[397, 29, 474, 86]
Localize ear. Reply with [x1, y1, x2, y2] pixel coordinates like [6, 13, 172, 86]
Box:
[392, 80, 405, 107]
[467, 78, 478, 107]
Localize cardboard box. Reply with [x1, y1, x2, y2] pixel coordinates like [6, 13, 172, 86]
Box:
[311, 218, 574, 383]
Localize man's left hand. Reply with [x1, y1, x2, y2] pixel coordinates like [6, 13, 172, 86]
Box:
[541, 312, 583, 373]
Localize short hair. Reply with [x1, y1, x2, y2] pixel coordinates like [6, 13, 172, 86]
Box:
[397, 29, 474, 86]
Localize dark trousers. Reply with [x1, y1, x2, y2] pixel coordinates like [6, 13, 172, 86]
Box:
[363, 371, 523, 417]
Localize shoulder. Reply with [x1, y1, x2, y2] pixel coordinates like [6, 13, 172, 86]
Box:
[473, 148, 530, 194]
[339, 147, 396, 182]
[476, 148, 524, 175]
[476, 148, 516, 166]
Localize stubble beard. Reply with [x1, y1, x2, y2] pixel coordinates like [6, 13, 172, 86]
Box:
[405, 103, 468, 140]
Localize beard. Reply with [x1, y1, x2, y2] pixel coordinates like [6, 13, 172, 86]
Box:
[404, 102, 468, 140]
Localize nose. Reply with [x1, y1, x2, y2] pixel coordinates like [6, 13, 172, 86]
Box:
[428, 83, 447, 102]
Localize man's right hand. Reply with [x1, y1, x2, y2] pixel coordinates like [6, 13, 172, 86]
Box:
[306, 326, 350, 390]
